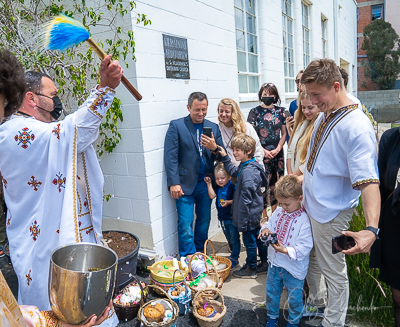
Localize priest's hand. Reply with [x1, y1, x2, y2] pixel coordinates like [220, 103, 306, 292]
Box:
[61, 301, 112, 327]
[98, 55, 123, 90]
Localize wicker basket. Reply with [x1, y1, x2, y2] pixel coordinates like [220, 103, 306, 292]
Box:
[150, 276, 185, 296]
[193, 287, 227, 327]
[138, 285, 179, 327]
[203, 239, 232, 281]
[187, 252, 223, 300]
[113, 273, 147, 321]
[167, 269, 191, 315]
[149, 260, 188, 285]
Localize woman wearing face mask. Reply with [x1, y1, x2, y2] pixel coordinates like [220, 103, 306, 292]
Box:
[287, 89, 320, 182]
[218, 98, 264, 167]
[247, 83, 286, 215]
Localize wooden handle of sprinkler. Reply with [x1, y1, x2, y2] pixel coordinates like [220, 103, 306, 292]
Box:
[86, 37, 142, 101]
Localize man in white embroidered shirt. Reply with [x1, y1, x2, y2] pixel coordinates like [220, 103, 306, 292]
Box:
[0, 55, 122, 327]
[302, 59, 380, 327]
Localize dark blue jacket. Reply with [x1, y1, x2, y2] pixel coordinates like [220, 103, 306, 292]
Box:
[222, 156, 268, 232]
[164, 115, 225, 196]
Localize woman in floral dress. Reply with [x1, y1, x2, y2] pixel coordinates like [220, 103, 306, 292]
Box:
[247, 83, 286, 215]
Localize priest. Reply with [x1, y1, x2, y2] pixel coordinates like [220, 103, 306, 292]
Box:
[0, 54, 122, 326]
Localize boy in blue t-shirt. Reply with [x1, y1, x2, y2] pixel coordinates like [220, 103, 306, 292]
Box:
[204, 162, 240, 269]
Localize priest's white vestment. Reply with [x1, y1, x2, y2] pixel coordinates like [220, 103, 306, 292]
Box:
[0, 86, 118, 325]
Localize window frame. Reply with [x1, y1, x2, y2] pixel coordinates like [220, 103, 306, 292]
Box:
[302, 2, 311, 69]
[282, 0, 295, 93]
[235, 0, 260, 94]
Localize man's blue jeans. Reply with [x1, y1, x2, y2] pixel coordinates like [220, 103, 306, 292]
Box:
[241, 226, 268, 269]
[175, 180, 212, 256]
[266, 265, 304, 325]
[221, 219, 240, 260]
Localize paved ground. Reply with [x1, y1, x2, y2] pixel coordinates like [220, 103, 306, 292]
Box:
[0, 230, 377, 326]
[0, 250, 323, 327]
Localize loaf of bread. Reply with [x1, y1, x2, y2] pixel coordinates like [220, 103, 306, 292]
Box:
[143, 302, 165, 323]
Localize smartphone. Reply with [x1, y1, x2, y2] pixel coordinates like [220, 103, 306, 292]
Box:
[203, 127, 212, 138]
[332, 234, 356, 254]
[284, 109, 292, 118]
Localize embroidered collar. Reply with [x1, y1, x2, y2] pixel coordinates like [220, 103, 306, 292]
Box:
[323, 104, 358, 122]
[281, 207, 304, 219]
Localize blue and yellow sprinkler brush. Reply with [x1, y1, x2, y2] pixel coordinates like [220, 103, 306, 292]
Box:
[43, 14, 142, 101]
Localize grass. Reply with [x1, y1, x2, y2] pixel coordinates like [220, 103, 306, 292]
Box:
[346, 201, 394, 326]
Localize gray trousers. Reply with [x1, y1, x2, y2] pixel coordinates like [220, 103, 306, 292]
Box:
[309, 208, 354, 327]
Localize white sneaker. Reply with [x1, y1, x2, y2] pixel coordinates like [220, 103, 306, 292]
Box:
[302, 303, 325, 318]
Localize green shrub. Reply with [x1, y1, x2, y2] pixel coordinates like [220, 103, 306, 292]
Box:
[346, 201, 394, 326]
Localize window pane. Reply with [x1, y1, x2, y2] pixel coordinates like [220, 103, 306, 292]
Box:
[289, 49, 294, 64]
[289, 79, 295, 92]
[283, 48, 287, 61]
[284, 62, 288, 76]
[237, 51, 247, 71]
[246, 14, 256, 34]
[239, 75, 248, 93]
[285, 79, 289, 92]
[283, 30, 287, 46]
[288, 34, 293, 48]
[235, 0, 243, 9]
[235, 8, 244, 30]
[246, 0, 255, 15]
[289, 63, 294, 77]
[371, 5, 383, 21]
[248, 53, 258, 73]
[247, 34, 257, 53]
[249, 76, 259, 93]
[287, 19, 292, 33]
[236, 30, 245, 51]
[285, 2, 291, 16]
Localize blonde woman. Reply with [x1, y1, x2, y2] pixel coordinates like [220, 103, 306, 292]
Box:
[286, 89, 320, 182]
[218, 98, 264, 167]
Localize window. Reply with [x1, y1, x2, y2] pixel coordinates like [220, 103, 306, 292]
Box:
[302, 2, 310, 68]
[357, 38, 359, 51]
[235, 0, 259, 93]
[371, 5, 383, 21]
[357, 7, 359, 21]
[282, 0, 295, 93]
[321, 17, 327, 58]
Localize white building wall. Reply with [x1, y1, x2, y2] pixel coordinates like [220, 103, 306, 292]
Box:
[101, 0, 358, 260]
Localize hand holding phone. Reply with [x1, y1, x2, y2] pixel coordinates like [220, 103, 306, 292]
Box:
[202, 127, 212, 138]
[332, 234, 356, 254]
[284, 109, 292, 118]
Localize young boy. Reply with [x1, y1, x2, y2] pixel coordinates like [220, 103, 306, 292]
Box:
[260, 175, 313, 327]
[218, 133, 269, 278]
[204, 162, 240, 269]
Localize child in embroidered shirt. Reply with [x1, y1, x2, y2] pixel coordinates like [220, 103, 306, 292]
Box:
[204, 162, 239, 269]
[217, 134, 269, 279]
[259, 175, 313, 327]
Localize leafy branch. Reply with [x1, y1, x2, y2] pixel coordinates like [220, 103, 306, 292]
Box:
[0, 0, 150, 156]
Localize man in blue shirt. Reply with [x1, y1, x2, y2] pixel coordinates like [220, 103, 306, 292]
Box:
[164, 92, 225, 256]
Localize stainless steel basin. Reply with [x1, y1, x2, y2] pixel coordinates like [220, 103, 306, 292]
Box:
[49, 243, 117, 325]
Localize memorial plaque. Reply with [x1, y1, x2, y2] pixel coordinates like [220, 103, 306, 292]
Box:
[163, 34, 190, 79]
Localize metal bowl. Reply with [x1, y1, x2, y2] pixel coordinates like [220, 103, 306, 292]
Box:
[49, 243, 117, 325]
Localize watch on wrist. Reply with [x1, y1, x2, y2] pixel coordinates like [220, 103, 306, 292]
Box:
[212, 146, 219, 153]
[364, 226, 380, 239]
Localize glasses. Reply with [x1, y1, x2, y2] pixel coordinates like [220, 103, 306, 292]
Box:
[34, 93, 53, 100]
[295, 79, 300, 84]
